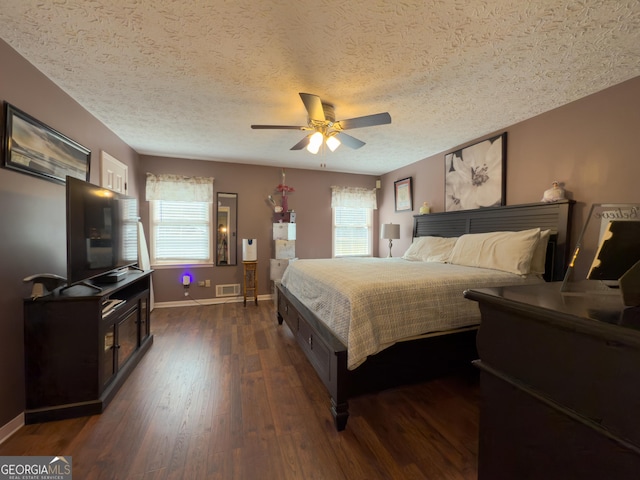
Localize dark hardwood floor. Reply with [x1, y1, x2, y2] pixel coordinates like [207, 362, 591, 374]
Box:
[0, 300, 480, 479]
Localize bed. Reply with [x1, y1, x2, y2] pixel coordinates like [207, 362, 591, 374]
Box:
[276, 200, 574, 431]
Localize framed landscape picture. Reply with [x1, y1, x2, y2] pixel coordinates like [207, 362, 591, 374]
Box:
[2, 102, 90, 184]
[445, 133, 506, 211]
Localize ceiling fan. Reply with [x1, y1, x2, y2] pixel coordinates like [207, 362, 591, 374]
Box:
[251, 93, 391, 154]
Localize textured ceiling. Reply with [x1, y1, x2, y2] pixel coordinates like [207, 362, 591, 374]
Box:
[1, 0, 640, 175]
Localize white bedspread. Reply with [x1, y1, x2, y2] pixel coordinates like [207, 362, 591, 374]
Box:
[281, 257, 543, 370]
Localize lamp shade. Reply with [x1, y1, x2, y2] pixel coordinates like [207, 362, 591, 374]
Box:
[307, 131, 323, 154]
[326, 134, 341, 152]
[380, 223, 400, 240]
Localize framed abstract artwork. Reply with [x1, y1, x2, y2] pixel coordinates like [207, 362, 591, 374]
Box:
[445, 133, 506, 211]
[394, 176, 413, 212]
[2, 102, 90, 184]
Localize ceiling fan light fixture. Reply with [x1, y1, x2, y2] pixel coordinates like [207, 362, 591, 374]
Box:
[326, 134, 341, 152]
[253, 92, 391, 154]
[307, 131, 324, 154]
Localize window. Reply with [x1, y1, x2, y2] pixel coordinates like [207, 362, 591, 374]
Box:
[120, 197, 140, 263]
[150, 200, 212, 265]
[145, 173, 214, 266]
[330, 185, 377, 257]
[333, 206, 373, 257]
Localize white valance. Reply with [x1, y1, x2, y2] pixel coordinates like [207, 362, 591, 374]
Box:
[331, 186, 377, 209]
[145, 173, 214, 202]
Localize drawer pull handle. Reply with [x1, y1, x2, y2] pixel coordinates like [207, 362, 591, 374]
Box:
[308, 336, 313, 347]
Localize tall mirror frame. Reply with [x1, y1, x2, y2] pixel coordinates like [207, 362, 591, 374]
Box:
[216, 192, 238, 266]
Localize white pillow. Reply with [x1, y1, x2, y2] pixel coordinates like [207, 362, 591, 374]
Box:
[401, 239, 423, 261]
[448, 228, 542, 275]
[530, 229, 551, 275]
[402, 236, 458, 262]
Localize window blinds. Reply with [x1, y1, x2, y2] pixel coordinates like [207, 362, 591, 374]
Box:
[151, 200, 211, 262]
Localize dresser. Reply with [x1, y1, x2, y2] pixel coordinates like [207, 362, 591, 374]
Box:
[465, 283, 640, 480]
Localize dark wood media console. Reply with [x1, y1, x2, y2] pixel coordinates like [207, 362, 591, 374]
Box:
[24, 270, 153, 423]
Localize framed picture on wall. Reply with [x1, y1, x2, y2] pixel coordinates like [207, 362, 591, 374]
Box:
[445, 132, 506, 211]
[394, 176, 413, 212]
[2, 102, 91, 184]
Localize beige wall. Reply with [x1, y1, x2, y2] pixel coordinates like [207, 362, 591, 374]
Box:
[378, 76, 640, 257]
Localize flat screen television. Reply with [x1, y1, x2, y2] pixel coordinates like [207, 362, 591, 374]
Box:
[66, 176, 139, 286]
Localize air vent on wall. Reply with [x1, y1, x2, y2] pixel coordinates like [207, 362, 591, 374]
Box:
[216, 284, 241, 297]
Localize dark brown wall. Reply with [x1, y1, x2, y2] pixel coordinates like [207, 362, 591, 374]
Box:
[378, 76, 640, 257]
[0, 40, 140, 429]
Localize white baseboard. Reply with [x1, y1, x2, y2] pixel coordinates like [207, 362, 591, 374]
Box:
[0, 412, 24, 445]
[154, 294, 273, 309]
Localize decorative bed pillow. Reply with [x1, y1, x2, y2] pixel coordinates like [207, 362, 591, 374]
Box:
[402, 236, 458, 262]
[529, 229, 552, 275]
[448, 228, 542, 275]
[401, 241, 421, 260]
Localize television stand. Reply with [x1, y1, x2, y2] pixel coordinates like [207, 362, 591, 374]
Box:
[24, 269, 153, 423]
[59, 280, 103, 294]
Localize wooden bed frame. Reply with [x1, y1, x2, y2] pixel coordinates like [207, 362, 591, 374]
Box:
[276, 200, 574, 431]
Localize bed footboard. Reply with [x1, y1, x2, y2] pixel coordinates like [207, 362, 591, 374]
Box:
[277, 282, 350, 430]
[276, 282, 479, 431]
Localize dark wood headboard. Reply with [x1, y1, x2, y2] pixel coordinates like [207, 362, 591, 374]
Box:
[412, 200, 575, 281]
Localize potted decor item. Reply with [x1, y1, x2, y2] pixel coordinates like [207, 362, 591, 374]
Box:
[275, 169, 295, 212]
[541, 181, 565, 203]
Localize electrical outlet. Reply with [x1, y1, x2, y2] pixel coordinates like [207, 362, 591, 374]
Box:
[198, 281, 205, 287]
[205, 279, 211, 287]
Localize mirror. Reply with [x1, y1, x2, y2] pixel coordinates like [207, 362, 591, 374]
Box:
[216, 192, 238, 266]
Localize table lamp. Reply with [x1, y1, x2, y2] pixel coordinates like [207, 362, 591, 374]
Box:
[381, 223, 400, 258]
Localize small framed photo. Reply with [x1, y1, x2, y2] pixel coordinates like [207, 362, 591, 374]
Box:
[394, 176, 413, 212]
[2, 102, 90, 184]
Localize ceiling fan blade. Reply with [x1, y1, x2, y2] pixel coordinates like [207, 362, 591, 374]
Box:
[251, 125, 307, 130]
[299, 93, 325, 122]
[337, 112, 391, 130]
[336, 132, 365, 149]
[290, 135, 311, 150]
